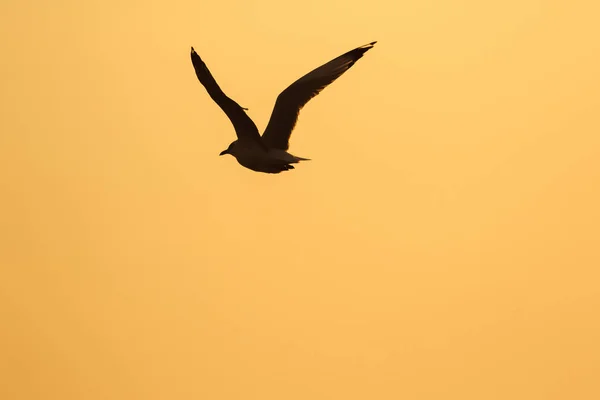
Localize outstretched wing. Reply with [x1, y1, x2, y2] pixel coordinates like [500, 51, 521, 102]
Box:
[190, 47, 266, 147]
[261, 41, 376, 150]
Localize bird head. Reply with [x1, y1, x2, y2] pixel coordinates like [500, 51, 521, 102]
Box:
[219, 141, 237, 156]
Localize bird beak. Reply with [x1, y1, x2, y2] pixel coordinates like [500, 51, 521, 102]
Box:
[219, 149, 228, 156]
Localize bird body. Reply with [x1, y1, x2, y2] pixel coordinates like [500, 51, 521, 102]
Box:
[190, 41, 376, 173]
[220, 139, 309, 174]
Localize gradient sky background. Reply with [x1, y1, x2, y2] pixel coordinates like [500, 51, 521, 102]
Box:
[1, 1, 599, 399]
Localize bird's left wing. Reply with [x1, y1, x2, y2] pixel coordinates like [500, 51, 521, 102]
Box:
[190, 47, 266, 148]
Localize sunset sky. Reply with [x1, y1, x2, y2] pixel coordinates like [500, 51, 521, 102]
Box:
[1, 1, 599, 399]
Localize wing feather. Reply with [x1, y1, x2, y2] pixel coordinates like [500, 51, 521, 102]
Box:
[190, 47, 266, 148]
[261, 42, 376, 150]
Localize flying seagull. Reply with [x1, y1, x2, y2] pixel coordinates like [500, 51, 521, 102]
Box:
[190, 41, 376, 174]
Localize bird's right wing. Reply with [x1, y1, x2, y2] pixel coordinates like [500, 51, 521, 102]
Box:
[190, 47, 266, 147]
[261, 41, 376, 150]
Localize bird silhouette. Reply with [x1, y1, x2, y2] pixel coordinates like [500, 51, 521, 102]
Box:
[190, 41, 376, 174]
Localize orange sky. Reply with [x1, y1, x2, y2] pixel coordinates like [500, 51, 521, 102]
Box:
[1, 1, 599, 399]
